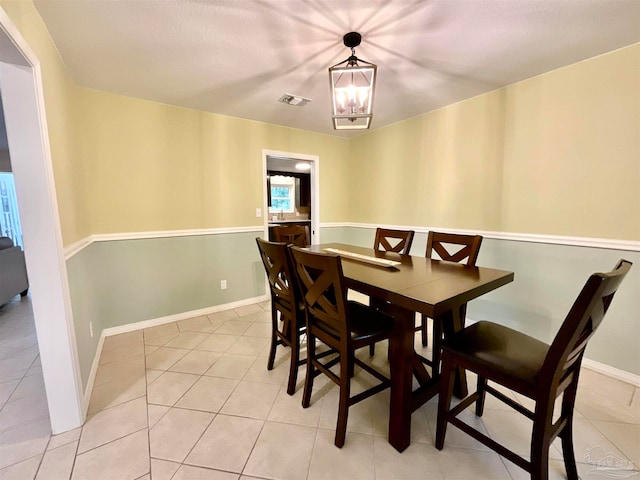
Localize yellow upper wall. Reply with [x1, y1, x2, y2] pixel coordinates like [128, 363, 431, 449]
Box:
[0, 0, 91, 244]
[80, 89, 350, 233]
[349, 44, 640, 241]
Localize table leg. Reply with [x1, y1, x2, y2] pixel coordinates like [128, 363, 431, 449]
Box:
[438, 305, 469, 398]
[386, 304, 415, 452]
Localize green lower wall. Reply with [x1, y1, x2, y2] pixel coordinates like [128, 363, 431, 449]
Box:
[67, 230, 266, 389]
[67, 226, 640, 390]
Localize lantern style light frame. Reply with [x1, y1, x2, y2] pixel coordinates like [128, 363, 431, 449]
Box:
[329, 32, 377, 130]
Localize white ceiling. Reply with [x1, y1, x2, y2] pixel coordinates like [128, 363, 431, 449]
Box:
[33, 0, 640, 138]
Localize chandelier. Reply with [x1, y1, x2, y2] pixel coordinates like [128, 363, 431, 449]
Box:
[329, 32, 377, 130]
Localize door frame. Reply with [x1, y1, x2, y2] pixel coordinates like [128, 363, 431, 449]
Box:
[0, 8, 84, 433]
[261, 149, 320, 246]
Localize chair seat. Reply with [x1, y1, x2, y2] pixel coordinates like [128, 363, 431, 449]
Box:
[442, 320, 549, 394]
[348, 301, 393, 344]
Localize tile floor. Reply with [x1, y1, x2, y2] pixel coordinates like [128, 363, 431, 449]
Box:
[0, 294, 639, 479]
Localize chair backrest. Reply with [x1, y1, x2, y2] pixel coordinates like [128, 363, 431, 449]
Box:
[289, 247, 349, 343]
[541, 259, 632, 389]
[256, 237, 298, 308]
[426, 231, 483, 266]
[374, 228, 415, 254]
[273, 224, 310, 247]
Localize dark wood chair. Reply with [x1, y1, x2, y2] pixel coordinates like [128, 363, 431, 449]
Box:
[256, 237, 306, 395]
[369, 228, 415, 355]
[374, 227, 415, 254]
[436, 259, 632, 480]
[418, 231, 483, 370]
[289, 246, 392, 448]
[273, 224, 310, 247]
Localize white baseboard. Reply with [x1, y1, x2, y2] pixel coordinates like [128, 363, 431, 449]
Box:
[582, 358, 640, 388]
[82, 333, 105, 416]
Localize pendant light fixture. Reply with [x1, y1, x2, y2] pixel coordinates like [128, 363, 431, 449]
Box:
[329, 32, 377, 130]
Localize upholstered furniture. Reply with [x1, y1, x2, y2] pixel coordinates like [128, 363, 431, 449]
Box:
[0, 236, 29, 306]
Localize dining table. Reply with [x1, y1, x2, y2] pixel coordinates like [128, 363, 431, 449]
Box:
[308, 243, 515, 452]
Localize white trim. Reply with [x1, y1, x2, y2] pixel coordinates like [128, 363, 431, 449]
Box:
[0, 8, 84, 434]
[64, 236, 93, 260]
[82, 333, 105, 415]
[340, 223, 640, 252]
[582, 358, 640, 388]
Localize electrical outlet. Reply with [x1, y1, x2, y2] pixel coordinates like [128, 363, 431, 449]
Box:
[89, 321, 94, 338]
[220, 280, 227, 290]
[256, 208, 261, 217]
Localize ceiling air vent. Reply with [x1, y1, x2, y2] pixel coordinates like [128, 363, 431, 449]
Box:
[278, 94, 311, 107]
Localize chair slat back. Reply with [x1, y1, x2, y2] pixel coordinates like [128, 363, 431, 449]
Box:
[289, 247, 349, 341]
[273, 225, 310, 247]
[256, 238, 297, 307]
[426, 231, 483, 266]
[543, 259, 632, 387]
[374, 228, 415, 254]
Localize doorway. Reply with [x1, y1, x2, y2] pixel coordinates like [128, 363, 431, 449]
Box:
[0, 11, 83, 433]
[262, 149, 319, 245]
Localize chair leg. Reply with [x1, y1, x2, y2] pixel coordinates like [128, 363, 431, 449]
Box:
[335, 354, 351, 448]
[369, 343, 375, 356]
[421, 314, 428, 347]
[267, 307, 279, 371]
[287, 329, 300, 395]
[475, 376, 487, 417]
[431, 320, 443, 377]
[530, 415, 552, 480]
[435, 353, 457, 450]
[560, 381, 579, 480]
[302, 334, 316, 408]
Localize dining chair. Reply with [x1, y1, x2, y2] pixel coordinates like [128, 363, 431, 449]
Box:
[289, 246, 392, 448]
[373, 227, 415, 254]
[272, 224, 310, 247]
[256, 237, 306, 395]
[369, 227, 415, 355]
[418, 231, 483, 370]
[436, 259, 632, 480]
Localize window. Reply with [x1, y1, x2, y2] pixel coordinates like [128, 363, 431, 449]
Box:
[269, 175, 295, 213]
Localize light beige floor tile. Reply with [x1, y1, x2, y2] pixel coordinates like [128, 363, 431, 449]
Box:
[71, 429, 149, 480]
[476, 408, 536, 456]
[0, 455, 42, 480]
[0, 379, 19, 408]
[244, 421, 316, 480]
[78, 397, 148, 453]
[146, 369, 164, 385]
[99, 343, 145, 365]
[251, 310, 272, 323]
[234, 304, 263, 317]
[423, 400, 493, 451]
[268, 385, 323, 428]
[226, 337, 269, 356]
[243, 355, 289, 385]
[177, 315, 217, 333]
[204, 353, 256, 379]
[579, 369, 636, 405]
[185, 414, 263, 473]
[145, 344, 160, 356]
[318, 389, 377, 436]
[35, 440, 78, 480]
[150, 458, 181, 480]
[194, 334, 239, 353]
[242, 322, 271, 338]
[0, 393, 49, 430]
[551, 417, 629, 462]
[102, 330, 143, 350]
[8, 372, 46, 402]
[25, 360, 43, 378]
[147, 371, 199, 406]
[373, 435, 442, 480]
[436, 446, 512, 479]
[144, 333, 179, 347]
[47, 427, 81, 451]
[147, 404, 170, 429]
[94, 353, 145, 387]
[149, 407, 213, 463]
[176, 376, 239, 413]
[87, 372, 146, 415]
[169, 350, 221, 375]
[575, 387, 640, 424]
[172, 464, 239, 480]
[145, 347, 190, 371]
[207, 310, 238, 323]
[307, 429, 375, 480]
[219, 381, 280, 419]
[590, 420, 640, 467]
[163, 331, 211, 350]
[143, 322, 179, 341]
[216, 320, 253, 336]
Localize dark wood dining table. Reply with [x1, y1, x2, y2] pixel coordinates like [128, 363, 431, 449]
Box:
[308, 243, 515, 452]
